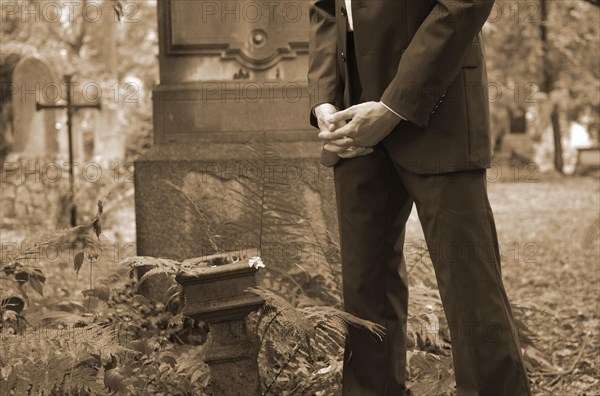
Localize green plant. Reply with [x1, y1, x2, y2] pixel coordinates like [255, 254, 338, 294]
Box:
[0, 198, 213, 395]
[247, 286, 384, 396]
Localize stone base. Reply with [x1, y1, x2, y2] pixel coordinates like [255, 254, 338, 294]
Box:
[134, 140, 338, 297]
[203, 320, 261, 396]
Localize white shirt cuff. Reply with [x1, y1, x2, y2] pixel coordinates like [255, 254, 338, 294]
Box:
[381, 101, 406, 121]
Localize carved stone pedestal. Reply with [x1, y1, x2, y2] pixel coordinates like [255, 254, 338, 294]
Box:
[203, 320, 261, 396]
[176, 261, 264, 395]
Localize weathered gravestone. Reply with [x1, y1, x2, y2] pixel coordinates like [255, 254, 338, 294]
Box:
[1, 57, 64, 231]
[135, 0, 338, 263]
[11, 57, 59, 157]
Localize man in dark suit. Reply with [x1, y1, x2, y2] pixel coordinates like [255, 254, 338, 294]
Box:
[308, 1, 533, 395]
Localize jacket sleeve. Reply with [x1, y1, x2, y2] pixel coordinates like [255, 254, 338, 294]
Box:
[308, 0, 339, 129]
[380, 0, 495, 128]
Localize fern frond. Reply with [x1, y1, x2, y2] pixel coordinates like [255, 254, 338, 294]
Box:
[247, 286, 315, 345]
[0, 323, 132, 395]
[120, 256, 181, 273]
[302, 305, 386, 342]
[407, 350, 455, 395]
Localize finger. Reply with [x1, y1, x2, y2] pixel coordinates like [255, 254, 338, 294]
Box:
[357, 147, 374, 157]
[337, 147, 373, 159]
[317, 121, 328, 133]
[318, 121, 358, 141]
[323, 117, 348, 132]
[318, 120, 337, 133]
[323, 143, 350, 154]
[318, 104, 356, 137]
[329, 106, 357, 124]
[328, 120, 348, 132]
[317, 117, 334, 132]
[328, 137, 355, 148]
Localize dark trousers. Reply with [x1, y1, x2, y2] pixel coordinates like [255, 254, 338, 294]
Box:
[336, 33, 532, 396]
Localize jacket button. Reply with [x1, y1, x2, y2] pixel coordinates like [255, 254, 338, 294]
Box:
[341, 6, 346, 16]
[341, 52, 346, 62]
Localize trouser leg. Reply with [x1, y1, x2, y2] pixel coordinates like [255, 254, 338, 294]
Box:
[334, 146, 413, 396]
[395, 166, 532, 396]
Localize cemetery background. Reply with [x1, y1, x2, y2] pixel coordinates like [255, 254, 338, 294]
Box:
[0, 0, 599, 395]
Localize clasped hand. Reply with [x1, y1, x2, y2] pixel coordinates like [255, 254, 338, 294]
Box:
[316, 101, 402, 159]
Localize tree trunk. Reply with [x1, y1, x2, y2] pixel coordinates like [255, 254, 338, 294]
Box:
[540, 0, 563, 173]
[551, 105, 563, 173]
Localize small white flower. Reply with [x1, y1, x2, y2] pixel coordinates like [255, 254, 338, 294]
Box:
[248, 256, 265, 269]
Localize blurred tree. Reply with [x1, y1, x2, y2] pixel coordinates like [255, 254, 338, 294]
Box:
[485, 0, 599, 169]
[540, 0, 564, 172]
[0, 0, 158, 161]
[1, 0, 597, 166]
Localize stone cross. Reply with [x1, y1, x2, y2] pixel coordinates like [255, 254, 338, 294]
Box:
[36, 74, 101, 226]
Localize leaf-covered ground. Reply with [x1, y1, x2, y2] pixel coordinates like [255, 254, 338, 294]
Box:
[2, 172, 598, 395]
[404, 173, 600, 395]
[492, 176, 599, 396]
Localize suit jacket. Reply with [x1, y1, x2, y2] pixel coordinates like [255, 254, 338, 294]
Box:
[308, 0, 495, 174]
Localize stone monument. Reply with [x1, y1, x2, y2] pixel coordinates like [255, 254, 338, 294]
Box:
[134, 2, 342, 393]
[135, 0, 338, 262]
